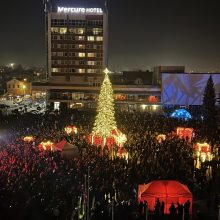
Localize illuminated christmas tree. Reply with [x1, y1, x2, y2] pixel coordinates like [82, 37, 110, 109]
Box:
[91, 68, 127, 147]
[93, 68, 117, 138]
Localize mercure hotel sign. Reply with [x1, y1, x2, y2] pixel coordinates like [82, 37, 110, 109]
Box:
[57, 7, 103, 14]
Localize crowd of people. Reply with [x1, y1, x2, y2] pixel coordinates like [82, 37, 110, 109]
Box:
[0, 109, 219, 219]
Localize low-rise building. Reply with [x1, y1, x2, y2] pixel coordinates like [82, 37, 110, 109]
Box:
[6, 78, 31, 97]
[32, 70, 161, 112]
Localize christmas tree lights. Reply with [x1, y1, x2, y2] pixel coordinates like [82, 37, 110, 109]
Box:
[90, 68, 127, 148]
[92, 68, 117, 138]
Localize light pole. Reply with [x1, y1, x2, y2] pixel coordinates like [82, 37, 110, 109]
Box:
[112, 197, 114, 220]
[22, 84, 26, 97]
[87, 167, 90, 220]
[218, 205, 220, 220]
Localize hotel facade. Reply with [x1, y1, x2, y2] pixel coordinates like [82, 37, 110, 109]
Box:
[32, 3, 161, 111]
[47, 6, 107, 80]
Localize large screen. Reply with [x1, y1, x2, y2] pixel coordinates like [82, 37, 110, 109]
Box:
[162, 73, 220, 105]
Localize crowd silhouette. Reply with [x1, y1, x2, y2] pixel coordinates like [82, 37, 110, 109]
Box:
[0, 110, 219, 219]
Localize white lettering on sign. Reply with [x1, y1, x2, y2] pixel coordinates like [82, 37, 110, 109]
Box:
[57, 7, 103, 14]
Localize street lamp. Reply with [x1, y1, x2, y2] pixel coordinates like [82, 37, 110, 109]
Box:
[10, 63, 15, 69]
[22, 85, 26, 96]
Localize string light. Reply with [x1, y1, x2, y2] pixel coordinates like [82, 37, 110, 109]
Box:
[91, 68, 127, 147]
[93, 68, 117, 138]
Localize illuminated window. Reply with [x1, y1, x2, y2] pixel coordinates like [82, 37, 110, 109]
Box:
[52, 68, 59, 73]
[78, 69, 85, 73]
[78, 53, 85, 57]
[96, 36, 103, 41]
[69, 28, 85, 34]
[60, 28, 67, 34]
[76, 36, 85, 41]
[72, 93, 84, 100]
[87, 36, 95, 41]
[93, 28, 102, 35]
[87, 61, 96, 66]
[77, 28, 85, 34]
[51, 27, 59, 33]
[87, 53, 95, 57]
[54, 102, 60, 110]
[78, 44, 85, 49]
[87, 69, 97, 73]
[69, 28, 76, 33]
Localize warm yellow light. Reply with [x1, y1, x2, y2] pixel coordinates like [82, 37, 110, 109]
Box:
[115, 132, 127, 146]
[64, 126, 78, 134]
[23, 136, 34, 142]
[156, 134, 166, 143]
[10, 63, 15, 68]
[41, 141, 54, 151]
[93, 68, 117, 138]
[103, 67, 110, 75]
[92, 68, 127, 147]
[152, 105, 158, 110]
[141, 104, 147, 110]
[23, 85, 26, 89]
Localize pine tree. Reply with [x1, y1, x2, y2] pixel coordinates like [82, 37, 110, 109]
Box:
[202, 75, 216, 127]
[93, 68, 117, 138]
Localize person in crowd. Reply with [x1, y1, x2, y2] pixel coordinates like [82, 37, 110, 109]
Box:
[177, 202, 183, 219]
[169, 202, 177, 219]
[160, 201, 165, 217]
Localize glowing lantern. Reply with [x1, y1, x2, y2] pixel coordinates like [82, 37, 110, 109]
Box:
[176, 127, 193, 142]
[194, 142, 212, 162]
[23, 136, 34, 142]
[156, 134, 166, 143]
[64, 125, 78, 135]
[89, 128, 127, 148]
[39, 141, 55, 151]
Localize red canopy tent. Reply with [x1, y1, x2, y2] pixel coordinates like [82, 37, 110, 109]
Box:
[55, 140, 67, 151]
[55, 140, 79, 158]
[138, 180, 192, 214]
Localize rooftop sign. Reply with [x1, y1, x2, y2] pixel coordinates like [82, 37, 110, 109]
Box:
[57, 7, 103, 14]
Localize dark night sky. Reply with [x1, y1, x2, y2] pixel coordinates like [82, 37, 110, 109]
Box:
[0, 0, 220, 71]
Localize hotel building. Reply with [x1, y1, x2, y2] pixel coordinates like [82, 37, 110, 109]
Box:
[32, 3, 161, 111]
[47, 6, 107, 80]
